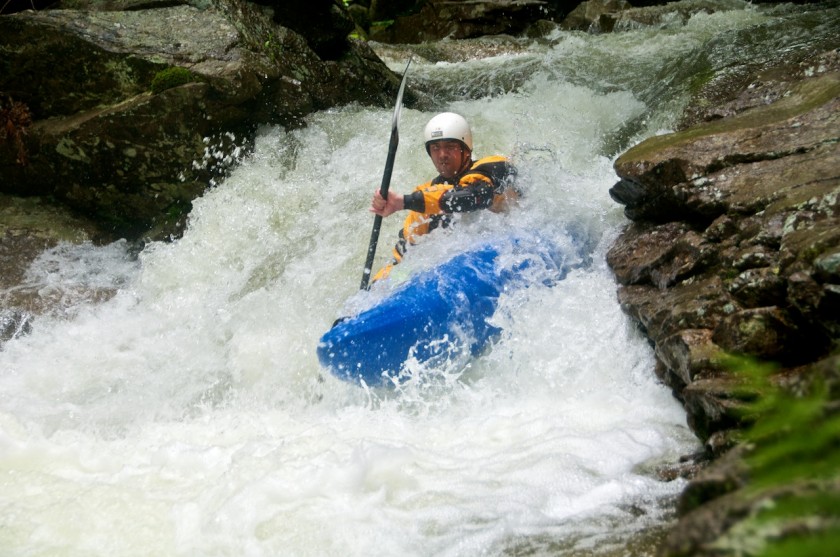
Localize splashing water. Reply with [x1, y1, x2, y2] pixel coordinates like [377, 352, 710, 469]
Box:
[3, 2, 838, 554]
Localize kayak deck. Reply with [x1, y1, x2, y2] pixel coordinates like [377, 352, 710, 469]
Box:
[317, 233, 573, 386]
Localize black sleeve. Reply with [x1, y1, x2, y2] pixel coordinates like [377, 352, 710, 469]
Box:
[440, 181, 496, 213]
[403, 191, 426, 212]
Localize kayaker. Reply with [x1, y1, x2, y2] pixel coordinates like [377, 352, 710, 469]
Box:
[369, 112, 518, 282]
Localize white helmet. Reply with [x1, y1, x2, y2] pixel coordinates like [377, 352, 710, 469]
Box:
[424, 112, 473, 154]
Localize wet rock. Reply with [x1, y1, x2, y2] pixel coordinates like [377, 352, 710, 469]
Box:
[655, 328, 725, 387]
[607, 222, 717, 288]
[559, 0, 631, 33]
[610, 0, 719, 31]
[702, 428, 739, 458]
[662, 477, 840, 557]
[259, 0, 356, 61]
[0, 0, 406, 240]
[787, 270, 840, 346]
[681, 376, 755, 441]
[814, 249, 840, 282]
[0, 308, 32, 346]
[675, 444, 749, 516]
[608, 61, 839, 436]
[653, 450, 709, 482]
[0, 194, 103, 290]
[726, 267, 786, 308]
[371, 34, 530, 64]
[712, 306, 802, 363]
[611, 72, 840, 224]
[607, 44, 840, 557]
[368, 0, 550, 43]
[617, 275, 738, 345]
[681, 45, 840, 129]
[0, 193, 110, 339]
[661, 483, 750, 556]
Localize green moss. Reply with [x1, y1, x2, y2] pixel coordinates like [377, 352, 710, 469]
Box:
[687, 67, 716, 96]
[617, 73, 840, 166]
[262, 31, 286, 63]
[150, 67, 196, 95]
[370, 19, 394, 31]
[165, 200, 190, 222]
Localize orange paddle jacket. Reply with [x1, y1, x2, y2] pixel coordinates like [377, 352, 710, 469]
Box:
[373, 155, 518, 282]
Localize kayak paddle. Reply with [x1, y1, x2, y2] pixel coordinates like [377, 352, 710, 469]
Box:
[360, 56, 412, 290]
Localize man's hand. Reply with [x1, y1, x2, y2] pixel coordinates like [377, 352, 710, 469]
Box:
[370, 190, 404, 217]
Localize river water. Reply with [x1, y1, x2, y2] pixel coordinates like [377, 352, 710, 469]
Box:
[2, 1, 837, 555]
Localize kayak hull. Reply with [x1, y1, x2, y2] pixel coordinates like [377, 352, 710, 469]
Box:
[317, 233, 569, 386]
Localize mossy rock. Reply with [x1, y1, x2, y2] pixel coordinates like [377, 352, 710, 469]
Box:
[150, 67, 197, 94]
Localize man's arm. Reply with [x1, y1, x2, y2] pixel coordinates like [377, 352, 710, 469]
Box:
[370, 190, 405, 217]
[439, 178, 495, 212]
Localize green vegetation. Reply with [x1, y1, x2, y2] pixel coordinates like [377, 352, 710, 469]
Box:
[150, 67, 196, 94]
[726, 356, 840, 556]
[687, 66, 716, 97]
[370, 19, 394, 32]
[263, 31, 285, 63]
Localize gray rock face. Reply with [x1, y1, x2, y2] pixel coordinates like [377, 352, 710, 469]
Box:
[608, 51, 840, 437]
[606, 47, 840, 557]
[0, 0, 406, 239]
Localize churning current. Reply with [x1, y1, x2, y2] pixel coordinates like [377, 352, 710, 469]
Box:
[2, 1, 833, 555]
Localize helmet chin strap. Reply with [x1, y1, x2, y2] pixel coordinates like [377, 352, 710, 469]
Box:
[457, 148, 472, 173]
[436, 151, 472, 182]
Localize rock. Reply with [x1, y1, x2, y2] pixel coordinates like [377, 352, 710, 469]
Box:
[559, 0, 769, 35]
[0, 193, 109, 343]
[0, 0, 407, 240]
[371, 33, 530, 64]
[559, 0, 631, 33]
[607, 221, 717, 288]
[702, 428, 739, 458]
[712, 306, 802, 364]
[726, 267, 786, 308]
[2, 81, 216, 237]
[662, 477, 840, 557]
[368, 0, 424, 21]
[606, 46, 840, 443]
[606, 43, 840, 557]
[681, 46, 840, 129]
[681, 376, 755, 441]
[814, 249, 840, 282]
[0, 194, 102, 295]
[612, 0, 722, 31]
[655, 328, 725, 387]
[617, 275, 739, 346]
[611, 71, 840, 224]
[676, 444, 749, 516]
[0, 308, 32, 346]
[258, 0, 356, 60]
[368, 0, 550, 43]
[787, 269, 840, 346]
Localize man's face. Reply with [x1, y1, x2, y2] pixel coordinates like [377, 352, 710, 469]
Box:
[429, 140, 468, 180]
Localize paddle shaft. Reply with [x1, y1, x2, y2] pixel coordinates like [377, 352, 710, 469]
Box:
[360, 57, 412, 290]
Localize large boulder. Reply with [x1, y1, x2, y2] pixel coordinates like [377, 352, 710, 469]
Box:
[606, 46, 840, 557]
[0, 0, 407, 240]
[608, 52, 840, 437]
[367, 0, 551, 43]
[252, 0, 356, 60]
[558, 0, 631, 33]
[0, 193, 108, 348]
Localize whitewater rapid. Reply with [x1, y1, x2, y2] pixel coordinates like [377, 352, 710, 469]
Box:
[4, 1, 835, 554]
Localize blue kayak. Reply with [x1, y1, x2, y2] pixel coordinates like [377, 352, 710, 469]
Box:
[317, 232, 574, 386]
